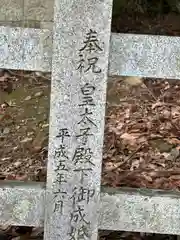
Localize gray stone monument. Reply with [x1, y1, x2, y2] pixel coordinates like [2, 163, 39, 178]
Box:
[44, 0, 113, 239]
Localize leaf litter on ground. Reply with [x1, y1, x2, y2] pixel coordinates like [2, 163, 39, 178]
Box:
[103, 76, 180, 191]
[1, 70, 180, 239]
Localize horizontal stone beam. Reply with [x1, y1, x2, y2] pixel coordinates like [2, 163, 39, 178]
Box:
[0, 181, 45, 227]
[1, 181, 180, 235]
[0, 26, 52, 72]
[99, 187, 180, 235]
[1, 26, 180, 80]
[109, 33, 180, 79]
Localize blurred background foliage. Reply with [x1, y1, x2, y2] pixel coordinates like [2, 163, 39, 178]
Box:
[112, 0, 180, 16]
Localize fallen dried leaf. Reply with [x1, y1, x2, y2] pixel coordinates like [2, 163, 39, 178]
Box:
[124, 76, 143, 86]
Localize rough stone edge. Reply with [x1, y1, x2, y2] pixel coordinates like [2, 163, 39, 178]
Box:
[2, 182, 180, 235]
